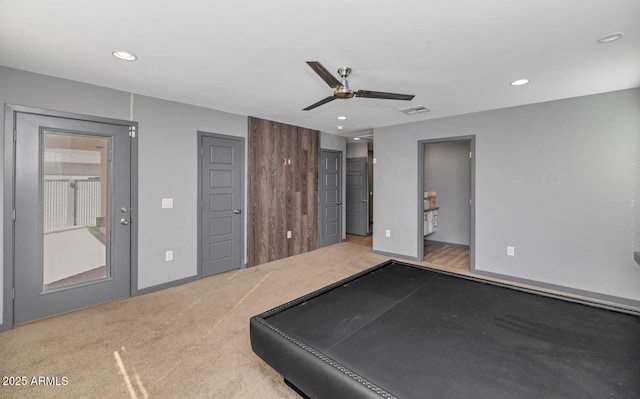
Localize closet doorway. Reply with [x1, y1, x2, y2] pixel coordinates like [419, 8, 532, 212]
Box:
[418, 136, 475, 272]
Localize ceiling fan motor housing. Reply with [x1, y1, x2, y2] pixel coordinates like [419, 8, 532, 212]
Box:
[334, 85, 355, 99]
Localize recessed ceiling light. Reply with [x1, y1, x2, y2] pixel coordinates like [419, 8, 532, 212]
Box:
[112, 50, 137, 61]
[353, 137, 360, 141]
[510, 79, 530, 86]
[337, 126, 344, 130]
[598, 32, 624, 43]
[337, 116, 347, 120]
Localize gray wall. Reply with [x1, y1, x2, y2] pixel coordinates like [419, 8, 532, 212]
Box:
[132, 95, 246, 288]
[320, 132, 348, 240]
[1, 67, 246, 325]
[424, 140, 471, 246]
[374, 88, 640, 304]
[346, 141, 369, 158]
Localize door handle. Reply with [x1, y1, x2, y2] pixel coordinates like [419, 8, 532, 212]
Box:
[233, 209, 242, 214]
[336, 201, 342, 205]
[120, 218, 130, 225]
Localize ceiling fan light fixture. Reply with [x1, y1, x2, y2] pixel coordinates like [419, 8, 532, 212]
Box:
[112, 50, 137, 61]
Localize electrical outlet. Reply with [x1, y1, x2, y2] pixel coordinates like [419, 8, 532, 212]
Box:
[165, 250, 173, 261]
[287, 230, 292, 239]
[507, 246, 515, 257]
[385, 229, 391, 237]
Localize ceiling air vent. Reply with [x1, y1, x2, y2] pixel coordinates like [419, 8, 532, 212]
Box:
[399, 105, 430, 115]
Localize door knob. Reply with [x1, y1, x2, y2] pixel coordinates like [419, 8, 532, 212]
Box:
[233, 209, 242, 214]
[120, 218, 130, 225]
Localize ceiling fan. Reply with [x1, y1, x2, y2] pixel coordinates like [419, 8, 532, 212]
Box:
[303, 61, 415, 111]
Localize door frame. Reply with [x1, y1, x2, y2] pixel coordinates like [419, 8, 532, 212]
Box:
[197, 131, 245, 276]
[3, 104, 138, 331]
[318, 149, 343, 247]
[417, 135, 475, 272]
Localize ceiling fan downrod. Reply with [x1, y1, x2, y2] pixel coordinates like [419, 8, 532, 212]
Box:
[335, 67, 354, 98]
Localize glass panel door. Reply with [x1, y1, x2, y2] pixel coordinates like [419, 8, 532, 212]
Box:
[42, 132, 111, 291]
[13, 110, 131, 326]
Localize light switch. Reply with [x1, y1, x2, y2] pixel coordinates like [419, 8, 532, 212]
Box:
[162, 198, 173, 208]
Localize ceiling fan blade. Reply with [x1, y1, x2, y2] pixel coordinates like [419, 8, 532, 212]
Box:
[302, 96, 337, 111]
[306, 61, 342, 88]
[355, 90, 415, 101]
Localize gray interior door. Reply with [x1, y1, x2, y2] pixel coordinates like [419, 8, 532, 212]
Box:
[346, 157, 369, 236]
[319, 150, 341, 247]
[13, 112, 131, 325]
[200, 135, 242, 276]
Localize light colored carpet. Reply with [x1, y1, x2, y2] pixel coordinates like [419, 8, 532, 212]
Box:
[1, 242, 391, 399]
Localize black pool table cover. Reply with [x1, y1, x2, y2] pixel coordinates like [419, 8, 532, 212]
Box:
[250, 260, 640, 398]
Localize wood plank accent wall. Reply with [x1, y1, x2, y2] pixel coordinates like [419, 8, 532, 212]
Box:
[248, 117, 319, 266]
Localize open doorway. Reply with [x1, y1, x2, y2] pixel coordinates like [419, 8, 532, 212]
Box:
[418, 136, 475, 272]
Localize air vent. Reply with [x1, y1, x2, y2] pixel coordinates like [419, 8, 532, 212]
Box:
[399, 105, 430, 115]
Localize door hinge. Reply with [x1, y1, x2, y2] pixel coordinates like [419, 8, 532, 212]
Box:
[13, 128, 17, 142]
[12, 208, 16, 221]
[469, 198, 472, 206]
[200, 147, 204, 156]
[12, 288, 15, 300]
[129, 126, 136, 138]
[469, 151, 472, 159]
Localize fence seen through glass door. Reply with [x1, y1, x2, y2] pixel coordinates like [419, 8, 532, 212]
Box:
[43, 132, 110, 291]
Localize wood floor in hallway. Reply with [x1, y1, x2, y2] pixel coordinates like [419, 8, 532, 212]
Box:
[423, 244, 469, 271]
[346, 234, 470, 272]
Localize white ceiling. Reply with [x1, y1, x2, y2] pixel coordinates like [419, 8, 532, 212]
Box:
[1, 1, 639, 138]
